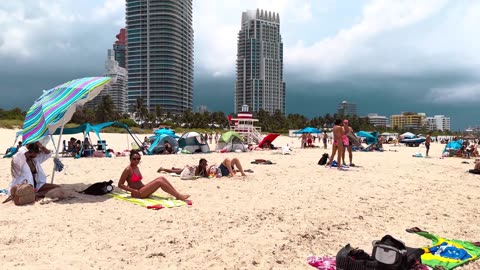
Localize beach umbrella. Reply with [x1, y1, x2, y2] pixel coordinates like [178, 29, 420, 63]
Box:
[294, 127, 322, 134]
[22, 77, 112, 182]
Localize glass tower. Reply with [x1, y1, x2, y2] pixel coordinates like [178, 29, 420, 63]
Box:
[126, 0, 194, 113]
[235, 9, 286, 114]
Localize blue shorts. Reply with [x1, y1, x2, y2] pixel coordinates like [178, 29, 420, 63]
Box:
[219, 164, 233, 176]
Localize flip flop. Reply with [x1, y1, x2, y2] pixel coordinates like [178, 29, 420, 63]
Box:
[406, 227, 425, 233]
[147, 204, 164, 210]
[244, 169, 254, 173]
[186, 200, 193, 206]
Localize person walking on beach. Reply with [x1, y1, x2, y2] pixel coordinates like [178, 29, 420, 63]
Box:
[342, 119, 355, 166]
[425, 133, 431, 157]
[322, 133, 328, 149]
[326, 119, 346, 170]
[118, 150, 190, 200]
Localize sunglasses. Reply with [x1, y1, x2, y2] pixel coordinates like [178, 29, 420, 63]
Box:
[132, 157, 141, 161]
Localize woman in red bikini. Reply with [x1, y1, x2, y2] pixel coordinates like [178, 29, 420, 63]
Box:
[118, 150, 190, 200]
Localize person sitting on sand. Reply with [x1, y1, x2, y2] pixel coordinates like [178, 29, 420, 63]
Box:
[8, 142, 60, 196]
[118, 150, 189, 200]
[162, 141, 173, 154]
[474, 159, 480, 168]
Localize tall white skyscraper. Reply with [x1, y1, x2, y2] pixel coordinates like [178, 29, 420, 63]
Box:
[235, 9, 286, 114]
[126, 0, 194, 113]
[87, 49, 128, 113]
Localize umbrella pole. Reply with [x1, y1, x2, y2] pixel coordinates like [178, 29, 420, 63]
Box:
[51, 122, 66, 184]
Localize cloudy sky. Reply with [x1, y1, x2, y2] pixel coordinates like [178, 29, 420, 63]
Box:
[1, 0, 479, 130]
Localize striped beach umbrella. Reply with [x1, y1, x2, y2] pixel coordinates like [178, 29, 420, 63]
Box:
[22, 77, 112, 145]
[22, 76, 111, 183]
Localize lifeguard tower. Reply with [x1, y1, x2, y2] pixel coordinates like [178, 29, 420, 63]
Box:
[228, 105, 262, 144]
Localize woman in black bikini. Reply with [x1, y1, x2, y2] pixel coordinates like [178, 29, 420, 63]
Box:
[118, 150, 190, 200]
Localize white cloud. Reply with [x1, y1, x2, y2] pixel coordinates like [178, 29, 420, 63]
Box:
[428, 83, 480, 103]
[285, 0, 452, 80]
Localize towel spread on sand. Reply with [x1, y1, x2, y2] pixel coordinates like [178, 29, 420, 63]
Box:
[411, 230, 480, 270]
[106, 191, 189, 209]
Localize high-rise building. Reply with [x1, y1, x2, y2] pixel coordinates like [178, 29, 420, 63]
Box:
[113, 28, 127, 69]
[390, 112, 426, 129]
[126, 0, 194, 113]
[86, 49, 128, 113]
[337, 101, 357, 116]
[367, 113, 388, 127]
[235, 9, 286, 114]
[426, 115, 451, 131]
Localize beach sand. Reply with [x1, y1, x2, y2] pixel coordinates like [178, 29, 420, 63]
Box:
[1, 128, 479, 269]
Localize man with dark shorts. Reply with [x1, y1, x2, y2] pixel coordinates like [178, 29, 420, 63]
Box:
[425, 134, 431, 157]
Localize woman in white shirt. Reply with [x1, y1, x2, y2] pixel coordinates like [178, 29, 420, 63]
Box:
[9, 142, 59, 196]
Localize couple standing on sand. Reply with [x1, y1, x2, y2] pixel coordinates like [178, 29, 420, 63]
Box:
[327, 119, 355, 170]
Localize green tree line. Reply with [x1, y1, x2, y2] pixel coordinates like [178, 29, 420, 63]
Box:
[0, 97, 463, 136]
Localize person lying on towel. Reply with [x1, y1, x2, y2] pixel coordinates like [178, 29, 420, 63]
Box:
[158, 158, 247, 177]
[118, 150, 190, 200]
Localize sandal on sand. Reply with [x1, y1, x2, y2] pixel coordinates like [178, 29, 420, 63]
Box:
[244, 169, 254, 173]
[406, 227, 426, 233]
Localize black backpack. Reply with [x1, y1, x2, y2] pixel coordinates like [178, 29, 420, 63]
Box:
[318, 153, 329, 165]
[336, 235, 424, 270]
[79, 180, 114, 195]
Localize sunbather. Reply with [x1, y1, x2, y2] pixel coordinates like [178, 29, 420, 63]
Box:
[118, 150, 189, 200]
[157, 158, 208, 177]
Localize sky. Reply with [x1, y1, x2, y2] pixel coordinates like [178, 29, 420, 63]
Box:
[1, 0, 480, 130]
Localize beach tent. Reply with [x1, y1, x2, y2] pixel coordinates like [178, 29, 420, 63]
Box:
[443, 140, 462, 153]
[293, 127, 322, 134]
[216, 131, 247, 152]
[356, 131, 377, 145]
[178, 131, 210, 153]
[147, 134, 179, 155]
[3, 130, 23, 158]
[154, 128, 179, 138]
[51, 121, 143, 157]
[258, 133, 280, 148]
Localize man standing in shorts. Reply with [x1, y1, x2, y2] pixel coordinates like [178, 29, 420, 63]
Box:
[342, 119, 355, 166]
[425, 133, 431, 157]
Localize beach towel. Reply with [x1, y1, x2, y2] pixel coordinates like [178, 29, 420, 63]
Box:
[407, 228, 480, 269]
[106, 191, 190, 209]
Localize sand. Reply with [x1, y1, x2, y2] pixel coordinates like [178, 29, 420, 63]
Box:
[1, 128, 479, 269]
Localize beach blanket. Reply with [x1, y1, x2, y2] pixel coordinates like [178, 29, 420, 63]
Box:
[106, 191, 190, 210]
[408, 229, 480, 269]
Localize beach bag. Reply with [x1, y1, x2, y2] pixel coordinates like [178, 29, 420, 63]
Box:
[372, 235, 424, 270]
[336, 235, 424, 270]
[318, 153, 329, 165]
[79, 180, 114, 195]
[180, 166, 196, 180]
[9, 183, 36, 206]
